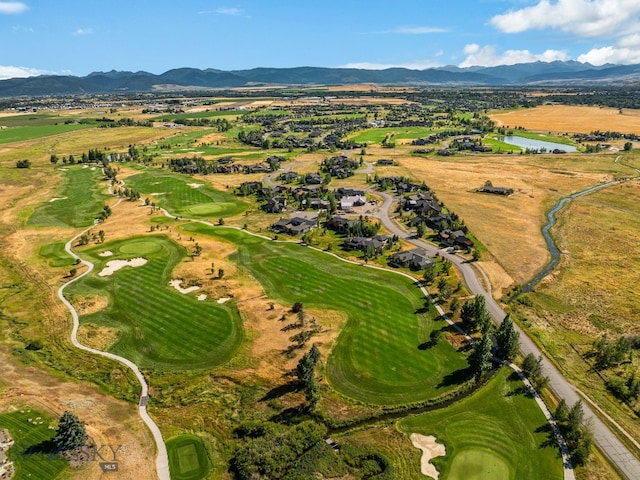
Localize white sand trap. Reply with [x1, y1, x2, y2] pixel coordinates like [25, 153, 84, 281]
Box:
[82, 165, 89, 169]
[197, 294, 207, 301]
[98, 250, 113, 257]
[98, 258, 147, 276]
[49, 196, 68, 202]
[150, 192, 166, 196]
[410, 434, 446, 479]
[217, 297, 231, 304]
[187, 183, 204, 188]
[169, 279, 200, 294]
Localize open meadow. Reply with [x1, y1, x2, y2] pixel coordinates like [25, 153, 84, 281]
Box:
[491, 105, 640, 135]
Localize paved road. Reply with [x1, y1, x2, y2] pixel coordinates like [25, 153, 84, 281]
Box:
[59, 212, 170, 480]
[373, 190, 640, 480]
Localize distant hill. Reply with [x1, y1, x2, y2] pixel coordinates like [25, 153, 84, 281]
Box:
[1, 62, 640, 96]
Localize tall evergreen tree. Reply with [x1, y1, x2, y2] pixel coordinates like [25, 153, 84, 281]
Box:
[496, 314, 519, 361]
[53, 411, 87, 452]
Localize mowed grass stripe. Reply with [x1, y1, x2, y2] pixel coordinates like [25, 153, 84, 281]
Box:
[28, 166, 108, 228]
[70, 235, 242, 370]
[399, 368, 563, 480]
[125, 170, 248, 218]
[0, 409, 68, 479]
[184, 224, 469, 405]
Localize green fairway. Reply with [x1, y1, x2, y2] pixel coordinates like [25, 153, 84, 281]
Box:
[39, 241, 75, 267]
[124, 170, 248, 218]
[183, 224, 469, 405]
[350, 127, 439, 144]
[28, 166, 109, 228]
[68, 235, 243, 369]
[399, 368, 563, 480]
[151, 110, 246, 121]
[0, 124, 95, 144]
[166, 435, 211, 480]
[0, 408, 68, 480]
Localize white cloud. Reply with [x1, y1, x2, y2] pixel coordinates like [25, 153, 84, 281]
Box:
[491, 0, 640, 38]
[339, 60, 442, 70]
[73, 27, 94, 36]
[0, 65, 48, 80]
[0, 2, 27, 14]
[460, 44, 570, 67]
[393, 26, 448, 34]
[216, 7, 243, 16]
[576, 32, 640, 65]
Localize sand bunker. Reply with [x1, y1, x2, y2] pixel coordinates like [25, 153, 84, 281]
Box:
[217, 297, 231, 304]
[169, 279, 200, 294]
[187, 183, 204, 188]
[410, 434, 446, 479]
[98, 258, 147, 276]
[98, 251, 113, 257]
[49, 196, 68, 202]
[197, 294, 207, 301]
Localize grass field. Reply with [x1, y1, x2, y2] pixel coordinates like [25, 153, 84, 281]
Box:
[349, 126, 437, 145]
[28, 166, 109, 228]
[0, 124, 96, 144]
[39, 241, 76, 267]
[151, 110, 246, 122]
[182, 224, 469, 405]
[399, 368, 563, 480]
[68, 235, 243, 370]
[491, 105, 640, 135]
[124, 170, 249, 218]
[0, 407, 68, 480]
[166, 435, 211, 480]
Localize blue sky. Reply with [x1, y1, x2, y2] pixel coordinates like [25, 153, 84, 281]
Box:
[2, 0, 640, 79]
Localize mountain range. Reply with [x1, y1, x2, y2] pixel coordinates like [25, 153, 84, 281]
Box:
[2, 61, 640, 96]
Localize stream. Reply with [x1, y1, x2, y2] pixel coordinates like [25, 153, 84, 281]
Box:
[522, 180, 622, 292]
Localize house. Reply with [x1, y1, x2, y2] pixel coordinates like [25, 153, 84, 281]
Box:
[389, 249, 434, 270]
[479, 184, 514, 196]
[272, 216, 318, 235]
[305, 173, 323, 185]
[265, 196, 287, 213]
[245, 163, 271, 174]
[440, 229, 473, 248]
[239, 181, 263, 195]
[335, 188, 365, 199]
[343, 235, 389, 253]
[340, 195, 367, 211]
[377, 159, 394, 165]
[279, 171, 299, 183]
[306, 198, 330, 209]
[326, 215, 359, 233]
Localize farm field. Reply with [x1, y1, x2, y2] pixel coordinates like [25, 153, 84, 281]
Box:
[491, 105, 640, 135]
[183, 224, 470, 405]
[28, 166, 109, 228]
[399, 368, 564, 480]
[124, 170, 250, 218]
[68, 235, 243, 370]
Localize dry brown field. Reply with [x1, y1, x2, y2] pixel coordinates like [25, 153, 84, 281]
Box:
[491, 105, 640, 134]
[391, 147, 631, 295]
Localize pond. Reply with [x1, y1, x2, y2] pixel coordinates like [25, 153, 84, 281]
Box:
[498, 135, 577, 152]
